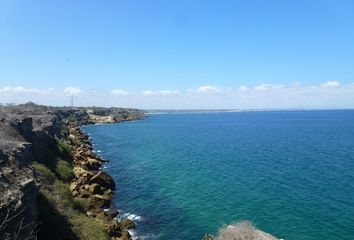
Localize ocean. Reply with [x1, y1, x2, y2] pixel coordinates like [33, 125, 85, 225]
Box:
[81, 110, 354, 240]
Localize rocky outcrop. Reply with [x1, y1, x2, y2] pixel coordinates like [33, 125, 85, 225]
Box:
[202, 221, 279, 240]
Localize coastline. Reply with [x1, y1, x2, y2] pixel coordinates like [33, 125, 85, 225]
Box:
[1, 104, 282, 240]
[0, 103, 146, 240]
[63, 111, 146, 240]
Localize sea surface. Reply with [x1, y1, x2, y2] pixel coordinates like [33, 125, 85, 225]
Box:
[82, 110, 354, 240]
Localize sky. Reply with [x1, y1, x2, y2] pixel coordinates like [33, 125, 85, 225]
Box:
[0, 0, 354, 109]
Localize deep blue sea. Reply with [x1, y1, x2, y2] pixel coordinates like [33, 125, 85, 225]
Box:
[82, 110, 354, 240]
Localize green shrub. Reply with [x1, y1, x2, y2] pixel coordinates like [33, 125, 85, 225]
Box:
[39, 180, 109, 240]
[57, 140, 71, 156]
[37, 191, 78, 240]
[69, 213, 109, 240]
[73, 197, 90, 212]
[55, 160, 73, 181]
[32, 162, 56, 182]
[53, 180, 76, 210]
[54, 137, 71, 157]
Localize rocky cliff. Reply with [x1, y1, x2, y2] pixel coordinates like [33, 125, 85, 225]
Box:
[0, 103, 145, 240]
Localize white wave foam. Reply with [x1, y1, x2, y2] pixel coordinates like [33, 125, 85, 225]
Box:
[121, 212, 143, 222]
[129, 231, 156, 240]
[128, 229, 139, 240]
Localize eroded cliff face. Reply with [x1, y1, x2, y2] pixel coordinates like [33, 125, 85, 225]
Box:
[0, 109, 60, 240]
[0, 104, 145, 240]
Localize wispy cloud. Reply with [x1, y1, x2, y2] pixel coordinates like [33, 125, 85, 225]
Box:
[9, 86, 54, 94]
[194, 85, 221, 93]
[320, 81, 340, 88]
[0, 86, 12, 92]
[238, 86, 248, 92]
[1, 81, 354, 109]
[111, 89, 129, 96]
[254, 84, 283, 91]
[64, 87, 82, 95]
[142, 90, 180, 97]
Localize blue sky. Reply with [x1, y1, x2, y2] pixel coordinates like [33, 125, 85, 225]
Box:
[0, 0, 354, 109]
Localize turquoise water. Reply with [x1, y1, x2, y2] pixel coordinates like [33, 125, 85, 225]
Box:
[82, 110, 354, 240]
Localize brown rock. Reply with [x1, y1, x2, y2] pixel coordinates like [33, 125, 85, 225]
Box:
[73, 167, 93, 178]
[90, 171, 116, 190]
[93, 194, 111, 201]
[90, 194, 111, 208]
[106, 220, 122, 237]
[87, 158, 102, 169]
[69, 182, 78, 192]
[74, 153, 82, 161]
[79, 189, 91, 198]
[85, 150, 94, 158]
[88, 183, 101, 194]
[69, 128, 77, 134]
[120, 219, 135, 230]
[119, 230, 131, 240]
[72, 190, 79, 197]
[104, 188, 113, 196]
[105, 208, 119, 219]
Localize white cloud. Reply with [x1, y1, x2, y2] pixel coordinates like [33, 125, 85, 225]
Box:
[142, 90, 155, 97]
[64, 87, 82, 95]
[158, 90, 180, 96]
[254, 84, 284, 91]
[0, 86, 11, 92]
[111, 89, 129, 96]
[238, 86, 248, 92]
[321, 81, 340, 88]
[13, 86, 27, 93]
[2, 82, 354, 108]
[142, 90, 180, 97]
[195, 85, 221, 93]
[10, 86, 54, 94]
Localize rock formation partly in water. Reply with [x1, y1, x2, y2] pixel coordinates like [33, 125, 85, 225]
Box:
[0, 102, 145, 240]
[202, 221, 280, 240]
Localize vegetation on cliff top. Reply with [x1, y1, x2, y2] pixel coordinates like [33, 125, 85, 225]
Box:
[32, 140, 108, 240]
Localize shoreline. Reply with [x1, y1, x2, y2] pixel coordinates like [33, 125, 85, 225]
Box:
[0, 103, 146, 240]
[64, 112, 146, 240]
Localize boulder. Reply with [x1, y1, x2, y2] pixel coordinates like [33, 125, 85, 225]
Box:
[87, 158, 102, 169]
[120, 219, 135, 230]
[69, 182, 78, 192]
[105, 208, 119, 219]
[73, 167, 93, 179]
[93, 194, 111, 201]
[88, 183, 101, 194]
[84, 150, 95, 158]
[119, 230, 131, 240]
[72, 190, 79, 197]
[89, 194, 111, 208]
[79, 188, 91, 198]
[69, 128, 77, 134]
[74, 153, 82, 161]
[106, 220, 122, 237]
[104, 188, 113, 196]
[89, 171, 116, 190]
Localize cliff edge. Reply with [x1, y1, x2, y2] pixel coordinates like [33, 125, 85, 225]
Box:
[0, 103, 145, 240]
